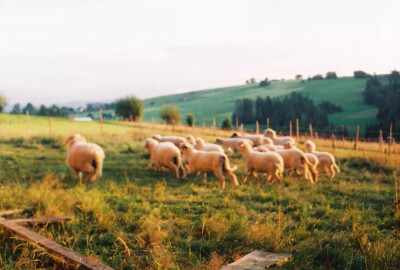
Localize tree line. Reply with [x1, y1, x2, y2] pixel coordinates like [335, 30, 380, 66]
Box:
[232, 92, 343, 132]
[363, 70, 400, 139]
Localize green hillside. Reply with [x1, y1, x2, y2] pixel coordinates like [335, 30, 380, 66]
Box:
[143, 77, 376, 135]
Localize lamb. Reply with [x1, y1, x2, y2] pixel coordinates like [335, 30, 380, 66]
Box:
[186, 135, 196, 145]
[194, 137, 225, 154]
[180, 143, 239, 189]
[283, 141, 318, 182]
[151, 134, 186, 148]
[237, 141, 284, 184]
[66, 134, 105, 183]
[304, 140, 340, 179]
[264, 128, 296, 146]
[230, 132, 265, 146]
[145, 138, 185, 179]
[253, 145, 272, 152]
[215, 137, 254, 155]
[275, 148, 314, 183]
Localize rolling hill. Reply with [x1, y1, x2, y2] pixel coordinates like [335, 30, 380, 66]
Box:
[143, 77, 376, 135]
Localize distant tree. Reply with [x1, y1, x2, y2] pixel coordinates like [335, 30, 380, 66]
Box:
[37, 105, 47, 116]
[353, 70, 369, 79]
[186, 113, 195, 126]
[159, 104, 180, 124]
[23, 103, 36, 115]
[259, 78, 270, 87]
[325, 72, 337, 79]
[0, 93, 7, 112]
[11, 103, 21, 114]
[221, 117, 232, 130]
[388, 70, 400, 86]
[115, 96, 144, 121]
[312, 74, 324, 80]
[250, 78, 256, 84]
[295, 74, 303, 80]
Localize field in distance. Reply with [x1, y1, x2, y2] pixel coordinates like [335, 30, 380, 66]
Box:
[143, 77, 375, 135]
[0, 114, 398, 269]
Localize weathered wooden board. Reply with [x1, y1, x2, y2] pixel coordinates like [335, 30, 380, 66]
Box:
[221, 250, 291, 270]
[0, 208, 25, 216]
[0, 217, 113, 270]
[10, 216, 73, 225]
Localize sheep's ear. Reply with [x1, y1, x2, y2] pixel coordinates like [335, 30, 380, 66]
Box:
[65, 136, 73, 144]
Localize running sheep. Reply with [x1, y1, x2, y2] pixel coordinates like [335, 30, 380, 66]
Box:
[66, 134, 105, 183]
[264, 128, 296, 146]
[304, 140, 340, 179]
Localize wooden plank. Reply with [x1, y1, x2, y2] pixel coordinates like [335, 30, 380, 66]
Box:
[0, 217, 113, 270]
[221, 250, 291, 270]
[0, 209, 25, 216]
[9, 216, 72, 225]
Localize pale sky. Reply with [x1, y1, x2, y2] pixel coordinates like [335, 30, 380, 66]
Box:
[0, 0, 399, 106]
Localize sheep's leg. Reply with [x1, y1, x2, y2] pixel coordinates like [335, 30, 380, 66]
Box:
[78, 171, 83, 185]
[226, 170, 239, 187]
[251, 171, 259, 180]
[201, 173, 207, 185]
[328, 165, 335, 179]
[242, 169, 252, 184]
[287, 169, 293, 177]
[147, 158, 154, 169]
[226, 147, 233, 157]
[167, 161, 179, 179]
[85, 172, 97, 183]
[179, 165, 187, 180]
[214, 169, 226, 189]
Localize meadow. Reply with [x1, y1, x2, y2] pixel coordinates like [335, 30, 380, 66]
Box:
[142, 77, 374, 136]
[0, 114, 399, 269]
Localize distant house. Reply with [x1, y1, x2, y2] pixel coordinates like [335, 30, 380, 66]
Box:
[295, 74, 303, 80]
[68, 115, 93, 122]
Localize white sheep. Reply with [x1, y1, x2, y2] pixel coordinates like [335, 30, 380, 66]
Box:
[186, 135, 196, 145]
[304, 140, 340, 179]
[66, 134, 105, 183]
[151, 134, 186, 148]
[180, 143, 239, 189]
[237, 141, 284, 184]
[194, 137, 225, 154]
[264, 128, 296, 146]
[215, 137, 254, 155]
[284, 141, 318, 182]
[276, 148, 314, 183]
[230, 132, 265, 146]
[145, 138, 185, 179]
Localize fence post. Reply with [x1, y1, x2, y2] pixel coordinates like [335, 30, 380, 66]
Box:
[309, 124, 313, 138]
[389, 123, 393, 155]
[315, 132, 319, 139]
[26, 110, 30, 123]
[240, 123, 243, 132]
[332, 133, 336, 151]
[236, 116, 239, 131]
[48, 119, 52, 135]
[289, 120, 292, 137]
[172, 119, 176, 132]
[99, 109, 104, 134]
[296, 118, 299, 142]
[341, 125, 344, 140]
[267, 118, 270, 129]
[379, 129, 383, 152]
[256, 121, 259, 134]
[354, 125, 359, 150]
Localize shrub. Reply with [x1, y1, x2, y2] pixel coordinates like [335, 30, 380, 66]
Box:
[186, 114, 195, 127]
[115, 96, 143, 121]
[325, 72, 337, 79]
[354, 71, 369, 79]
[159, 104, 181, 124]
[221, 117, 232, 130]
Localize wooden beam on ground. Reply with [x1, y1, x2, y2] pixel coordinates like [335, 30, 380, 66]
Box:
[221, 250, 291, 270]
[9, 216, 72, 225]
[0, 209, 25, 217]
[0, 217, 113, 270]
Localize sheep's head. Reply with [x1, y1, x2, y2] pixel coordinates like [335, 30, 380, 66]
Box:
[230, 132, 240, 138]
[180, 143, 193, 154]
[151, 134, 162, 141]
[186, 135, 196, 145]
[284, 141, 295, 149]
[195, 137, 205, 148]
[263, 137, 274, 144]
[66, 134, 86, 146]
[304, 140, 316, 153]
[237, 140, 251, 153]
[145, 138, 158, 152]
[264, 128, 276, 139]
[215, 138, 222, 144]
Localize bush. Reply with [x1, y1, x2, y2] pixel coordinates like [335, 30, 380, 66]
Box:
[221, 117, 232, 130]
[325, 72, 337, 79]
[186, 114, 195, 127]
[312, 74, 324, 80]
[159, 104, 181, 124]
[115, 96, 143, 121]
[354, 71, 369, 79]
[259, 79, 270, 87]
[0, 93, 7, 112]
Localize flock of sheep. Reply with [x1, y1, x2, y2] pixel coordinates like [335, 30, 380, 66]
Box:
[65, 129, 340, 189]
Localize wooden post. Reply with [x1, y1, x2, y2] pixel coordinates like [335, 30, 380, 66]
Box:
[48, 119, 52, 134]
[315, 132, 318, 139]
[267, 118, 270, 129]
[236, 116, 239, 130]
[240, 123, 243, 132]
[296, 118, 299, 142]
[379, 129, 383, 152]
[99, 109, 104, 134]
[354, 125, 359, 150]
[341, 125, 344, 140]
[256, 121, 259, 134]
[26, 110, 30, 123]
[151, 117, 155, 127]
[389, 123, 393, 155]
[309, 124, 313, 138]
[129, 114, 133, 122]
[331, 133, 336, 151]
[289, 120, 292, 137]
[213, 117, 216, 129]
[172, 119, 176, 132]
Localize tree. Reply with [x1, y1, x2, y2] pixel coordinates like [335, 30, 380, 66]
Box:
[11, 103, 21, 114]
[353, 70, 369, 79]
[0, 93, 7, 112]
[312, 74, 324, 80]
[259, 77, 270, 87]
[115, 96, 143, 121]
[186, 114, 195, 126]
[37, 105, 48, 116]
[325, 72, 337, 79]
[159, 104, 180, 124]
[23, 103, 36, 115]
[221, 117, 232, 130]
[295, 74, 302, 80]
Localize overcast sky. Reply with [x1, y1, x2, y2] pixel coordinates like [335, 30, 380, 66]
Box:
[0, 0, 399, 106]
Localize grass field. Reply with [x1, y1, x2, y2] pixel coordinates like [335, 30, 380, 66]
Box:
[0, 114, 399, 269]
[143, 77, 375, 136]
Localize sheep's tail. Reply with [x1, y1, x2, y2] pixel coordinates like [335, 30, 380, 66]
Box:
[221, 155, 237, 172]
[333, 162, 340, 173]
[174, 153, 187, 179]
[93, 154, 104, 180]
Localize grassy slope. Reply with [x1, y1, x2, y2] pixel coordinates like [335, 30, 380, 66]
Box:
[143, 77, 376, 135]
[0, 114, 399, 269]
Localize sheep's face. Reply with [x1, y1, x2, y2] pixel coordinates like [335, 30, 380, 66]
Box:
[215, 138, 222, 144]
[145, 138, 157, 152]
[237, 141, 250, 153]
[186, 136, 196, 145]
[284, 142, 294, 149]
[264, 129, 276, 139]
[180, 143, 192, 155]
[230, 132, 239, 138]
[151, 134, 162, 141]
[263, 137, 273, 144]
